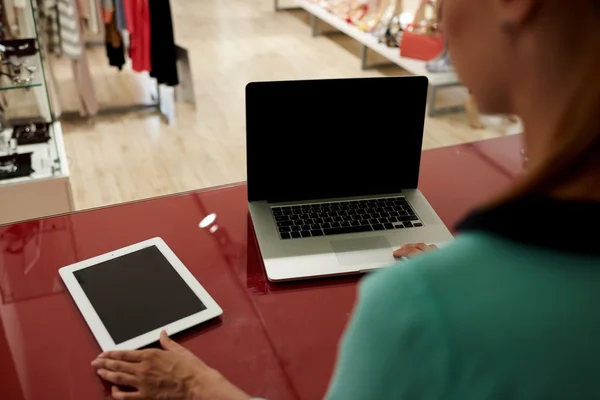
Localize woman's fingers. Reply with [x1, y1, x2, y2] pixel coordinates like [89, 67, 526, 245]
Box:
[394, 247, 422, 258]
[97, 350, 146, 362]
[393, 247, 411, 258]
[91, 358, 138, 374]
[393, 243, 423, 257]
[96, 369, 138, 386]
[393, 243, 439, 258]
[160, 330, 185, 353]
[414, 243, 438, 251]
[111, 386, 141, 400]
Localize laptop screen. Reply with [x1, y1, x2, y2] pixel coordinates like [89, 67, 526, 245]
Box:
[246, 77, 428, 203]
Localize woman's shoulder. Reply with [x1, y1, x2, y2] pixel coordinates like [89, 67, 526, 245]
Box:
[358, 232, 551, 329]
[366, 230, 571, 295]
[343, 234, 600, 400]
[360, 231, 600, 356]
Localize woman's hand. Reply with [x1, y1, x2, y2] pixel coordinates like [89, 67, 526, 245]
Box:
[91, 330, 250, 400]
[393, 243, 438, 259]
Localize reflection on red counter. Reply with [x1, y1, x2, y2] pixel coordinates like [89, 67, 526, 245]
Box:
[0, 135, 522, 400]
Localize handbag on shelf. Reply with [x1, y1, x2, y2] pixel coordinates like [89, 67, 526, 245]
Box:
[399, 0, 443, 61]
[399, 29, 443, 61]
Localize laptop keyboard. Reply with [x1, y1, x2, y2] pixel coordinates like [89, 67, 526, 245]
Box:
[272, 196, 423, 240]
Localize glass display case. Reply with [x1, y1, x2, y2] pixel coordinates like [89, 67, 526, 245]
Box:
[0, 0, 72, 225]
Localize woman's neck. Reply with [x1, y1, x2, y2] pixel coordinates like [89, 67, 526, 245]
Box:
[515, 58, 600, 201]
[514, 5, 599, 175]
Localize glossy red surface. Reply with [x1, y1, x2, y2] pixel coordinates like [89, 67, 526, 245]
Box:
[419, 134, 523, 229]
[465, 134, 524, 177]
[0, 135, 522, 400]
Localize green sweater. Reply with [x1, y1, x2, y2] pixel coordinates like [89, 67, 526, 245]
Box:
[326, 198, 600, 399]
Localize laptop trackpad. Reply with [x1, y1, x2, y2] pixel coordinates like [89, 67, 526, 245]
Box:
[331, 236, 394, 266]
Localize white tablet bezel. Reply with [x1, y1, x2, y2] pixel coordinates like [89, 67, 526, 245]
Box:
[59, 237, 223, 351]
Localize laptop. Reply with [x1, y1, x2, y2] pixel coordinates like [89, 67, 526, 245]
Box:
[246, 76, 453, 281]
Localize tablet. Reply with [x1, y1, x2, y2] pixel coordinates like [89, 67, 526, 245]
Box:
[59, 237, 223, 351]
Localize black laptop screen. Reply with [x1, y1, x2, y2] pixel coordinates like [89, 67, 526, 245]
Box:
[246, 77, 428, 203]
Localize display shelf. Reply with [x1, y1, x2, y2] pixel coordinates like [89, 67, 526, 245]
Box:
[0, 122, 73, 226]
[298, 0, 458, 87]
[0, 82, 42, 92]
[294, 0, 465, 116]
[0, 0, 74, 226]
[0, 122, 68, 186]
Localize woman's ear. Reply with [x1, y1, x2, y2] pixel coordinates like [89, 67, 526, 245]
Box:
[493, 0, 541, 29]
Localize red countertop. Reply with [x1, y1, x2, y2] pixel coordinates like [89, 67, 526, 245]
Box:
[0, 135, 522, 400]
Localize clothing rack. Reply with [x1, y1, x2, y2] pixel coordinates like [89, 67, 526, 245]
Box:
[58, 82, 166, 122]
[42, 0, 178, 124]
[58, 41, 168, 124]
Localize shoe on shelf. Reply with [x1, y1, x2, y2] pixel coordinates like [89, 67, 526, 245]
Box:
[329, 0, 353, 17]
[321, 0, 344, 13]
[371, 0, 403, 38]
[412, 0, 439, 25]
[346, 0, 370, 24]
[381, 15, 403, 47]
[410, 0, 440, 35]
[425, 47, 453, 73]
[327, 0, 364, 18]
[357, 0, 390, 31]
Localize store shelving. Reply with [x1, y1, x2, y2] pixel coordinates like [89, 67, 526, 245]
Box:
[299, 0, 456, 85]
[0, 82, 42, 92]
[294, 0, 465, 116]
[0, 122, 68, 186]
[0, 0, 74, 225]
[0, 121, 73, 226]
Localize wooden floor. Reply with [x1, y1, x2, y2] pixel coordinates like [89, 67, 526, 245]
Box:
[49, 0, 518, 211]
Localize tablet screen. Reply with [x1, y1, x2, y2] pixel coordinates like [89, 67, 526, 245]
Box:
[73, 246, 206, 344]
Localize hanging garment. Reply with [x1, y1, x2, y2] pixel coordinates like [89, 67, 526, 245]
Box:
[101, 0, 112, 12]
[58, 0, 99, 116]
[123, 0, 151, 72]
[37, 0, 62, 56]
[114, 0, 127, 31]
[87, 0, 100, 33]
[4, 0, 21, 37]
[105, 18, 125, 70]
[148, 0, 179, 86]
[76, 0, 89, 19]
[57, 0, 82, 58]
[0, 1, 7, 41]
[101, 0, 113, 23]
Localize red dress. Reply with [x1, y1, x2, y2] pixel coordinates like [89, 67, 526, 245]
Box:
[123, 0, 151, 72]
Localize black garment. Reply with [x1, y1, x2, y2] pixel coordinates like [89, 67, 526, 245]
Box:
[148, 0, 179, 86]
[457, 196, 600, 255]
[105, 40, 125, 70]
[105, 21, 125, 70]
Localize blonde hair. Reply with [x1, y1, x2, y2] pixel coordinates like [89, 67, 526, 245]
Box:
[492, 2, 600, 203]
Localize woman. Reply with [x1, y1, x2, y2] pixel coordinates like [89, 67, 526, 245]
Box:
[91, 0, 600, 398]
